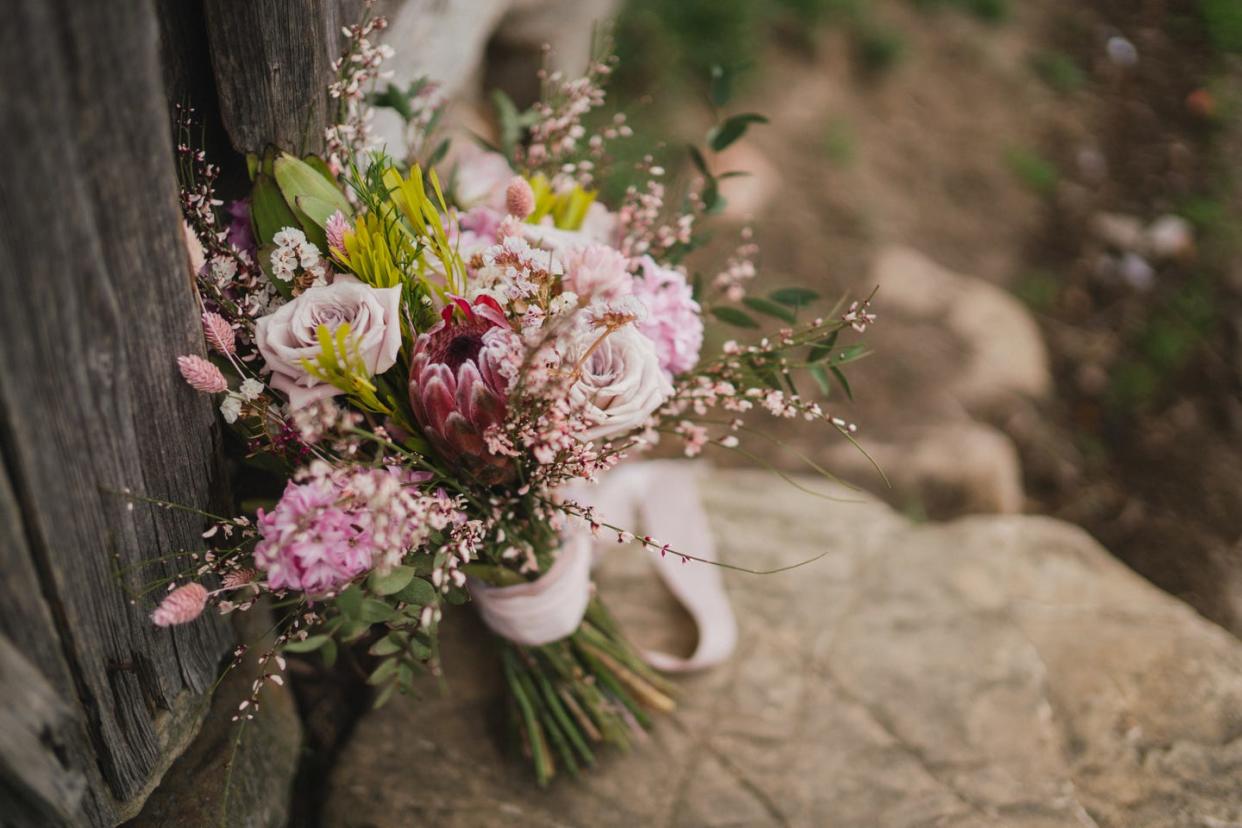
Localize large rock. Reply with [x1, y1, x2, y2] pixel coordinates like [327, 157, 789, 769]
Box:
[324, 469, 1242, 827]
[870, 245, 1052, 410]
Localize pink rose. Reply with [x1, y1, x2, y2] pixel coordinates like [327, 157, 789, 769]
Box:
[255, 276, 402, 409]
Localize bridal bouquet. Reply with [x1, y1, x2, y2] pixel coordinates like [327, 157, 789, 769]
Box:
[158, 4, 874, 784]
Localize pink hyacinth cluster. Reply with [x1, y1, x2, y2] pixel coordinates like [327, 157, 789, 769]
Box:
[633, 256, 703, 376]
[254, 476, 373, 594]
[254, 465, 463, 595]
[151, 582, 208, 626]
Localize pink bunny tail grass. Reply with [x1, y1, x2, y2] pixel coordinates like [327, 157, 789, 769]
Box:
[151, 583, 209, 626]
[220, 568, 256, 590]
[177, 355, 228, 394]
[505, 177, 535, 219]
[202, 312, 236, 355]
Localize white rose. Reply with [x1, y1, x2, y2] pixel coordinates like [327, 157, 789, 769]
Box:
[452, 145, 514, 210]
[567, 324, 672, 443]
[255, 276, 402, 409]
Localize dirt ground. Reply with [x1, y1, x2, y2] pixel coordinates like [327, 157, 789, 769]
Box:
[654, 0, 1242, 631]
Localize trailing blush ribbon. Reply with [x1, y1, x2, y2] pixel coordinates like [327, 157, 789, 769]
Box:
[467, 461, 738, 672]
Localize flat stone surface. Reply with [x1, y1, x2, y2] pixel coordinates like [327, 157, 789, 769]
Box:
[325, 469, 1242, 827]
[133, 610, 302, 828]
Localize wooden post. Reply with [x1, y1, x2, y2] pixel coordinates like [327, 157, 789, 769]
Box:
[0, 0, 230, 823]
[203, 0, 359, 155]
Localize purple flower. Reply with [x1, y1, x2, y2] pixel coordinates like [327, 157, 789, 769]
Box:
[633, 256, 703, 376]
[254, 477, 374, 594]
[226, 199, 257, 257]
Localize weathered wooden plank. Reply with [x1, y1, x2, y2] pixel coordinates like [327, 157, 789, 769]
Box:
[203, 0, 357, 155]
[0, 0, 231, 821]
[0, 635, 87, 827]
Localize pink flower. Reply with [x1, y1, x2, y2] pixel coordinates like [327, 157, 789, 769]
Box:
[561, 243, 632, 300]
[505, 177, 535, 219]
[632, 256, 703, 376]
[325, 210, 350, 255]
[202, 312, 236, 355]
[151, 583, 209, 626]
[254, 477, 375, 594]
[183, 221, 206, 276]
[177, 355, 228, 394]
[255, 276, 402, 409]
[452, 145, 514, 210]
[409, 296, 517, 483]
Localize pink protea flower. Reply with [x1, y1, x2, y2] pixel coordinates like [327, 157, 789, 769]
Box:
[505, 177, 535, 219]
[177, 355, 228, 394]
[202, 312, 236, 355]
[409, 295, 517, 483]
[254, 477, 375, 594]
[151, 582, 209, 626]
[632, 256, 703, 376]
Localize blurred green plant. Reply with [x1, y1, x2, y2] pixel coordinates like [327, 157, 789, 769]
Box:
[823, 118, 856, 165]
[1029, 51, 1085, 94]
[1200, 0, 1242, 52]
[909, 0, 1009, 24]
[1004, 147, 1059, 196]
[1013, 269, 1060, 311]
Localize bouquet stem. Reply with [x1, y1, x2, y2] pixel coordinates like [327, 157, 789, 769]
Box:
[500, 598, 677, 785]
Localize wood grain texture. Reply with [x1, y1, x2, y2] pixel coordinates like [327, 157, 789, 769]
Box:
[0, 0, 231, 823]
[203, 0, 356, 155]
[0, 635, 87, 826]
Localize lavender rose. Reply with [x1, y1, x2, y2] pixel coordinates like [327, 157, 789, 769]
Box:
[255, 276, 402, 409]
[567, 324, 672, 442]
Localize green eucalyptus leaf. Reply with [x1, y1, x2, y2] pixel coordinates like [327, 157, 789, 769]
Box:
[809, 363, 832, 396]
[368, 635, 403, 657]
[320, 638, 338, 667]
[368, 565, 415, 597]
[831, 365, 854, 400]
[688, 145, 710, 177]
[336, 585, 363, 618]
[711, 306, 760, 329]
[373, 681, 399, 709]
[367, 658, 399, 686]
[282, 634, 329, 653]
[770, 287, 820, 307]
[708, 113, 768, 153]
[743, 296, 796, 323]
[394, 577, 437, 606]
[833, 344, 869, 365]
[359, 598, 397, 623]
[492, 89, 522, 158]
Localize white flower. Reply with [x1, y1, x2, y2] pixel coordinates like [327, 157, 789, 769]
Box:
[220, 395, 242, 424]
[566, 324, 672, 442]
[238, 378, 265, 401]
[254, 275, 402, 409]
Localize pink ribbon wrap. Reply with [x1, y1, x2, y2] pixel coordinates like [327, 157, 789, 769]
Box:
[467, 461, 737, 672]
